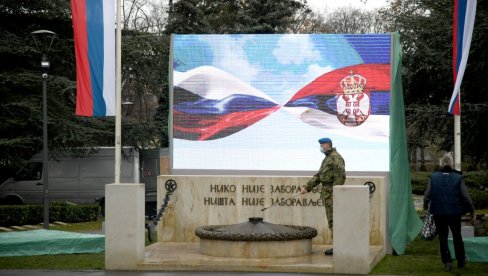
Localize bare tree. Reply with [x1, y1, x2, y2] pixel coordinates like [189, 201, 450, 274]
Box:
[323, 7, 387, 34]
[288, 6, 329, 33]
[299, 6, 388, 34]
[122, 0, 170, 33]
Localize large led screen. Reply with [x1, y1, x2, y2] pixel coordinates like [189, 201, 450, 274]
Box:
[171, 34, 391, 174]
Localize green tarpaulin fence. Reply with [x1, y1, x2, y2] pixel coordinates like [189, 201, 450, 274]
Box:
[0, 229, 104, 257]
[449, 236, 488, 262]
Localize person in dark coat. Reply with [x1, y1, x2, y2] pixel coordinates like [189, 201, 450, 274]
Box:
[424, 155, 475, 272]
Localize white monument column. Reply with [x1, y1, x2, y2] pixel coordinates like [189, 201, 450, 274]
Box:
[105, 183, 145, 270]
[333, 185, 370, 274]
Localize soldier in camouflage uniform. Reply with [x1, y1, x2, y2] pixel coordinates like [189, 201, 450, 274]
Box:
[300, 137, 345, 255]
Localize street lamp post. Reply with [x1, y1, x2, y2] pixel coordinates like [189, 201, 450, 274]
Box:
[31, 30, 56, 230]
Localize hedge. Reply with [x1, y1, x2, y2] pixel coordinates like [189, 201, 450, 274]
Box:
[411, 171, 488, 209]
[0, 202, 100, 227]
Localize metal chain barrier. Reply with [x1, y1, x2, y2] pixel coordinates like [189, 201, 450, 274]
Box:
[364, 181, 376, 199]
[146, 179, 177, 242]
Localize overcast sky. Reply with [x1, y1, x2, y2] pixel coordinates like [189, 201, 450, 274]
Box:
[306, 0, 388, 13]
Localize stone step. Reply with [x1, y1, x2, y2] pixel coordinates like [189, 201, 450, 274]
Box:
[10, 226, 28, 231]
[23, 225, 42, 230]
[1, 222, 72, 232]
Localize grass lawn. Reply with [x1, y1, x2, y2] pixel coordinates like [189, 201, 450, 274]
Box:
[371, 236, 488, 275]
[1, 218, 487, 274]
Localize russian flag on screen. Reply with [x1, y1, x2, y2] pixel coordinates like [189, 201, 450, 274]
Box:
[173, 66, 279, 141]
[449, 0, 476, 115]
[71, 0, 115, 116]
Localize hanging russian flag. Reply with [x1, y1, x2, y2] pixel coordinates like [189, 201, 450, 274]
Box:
[71, 0, 115, 116]
[449, 0, 477, 115]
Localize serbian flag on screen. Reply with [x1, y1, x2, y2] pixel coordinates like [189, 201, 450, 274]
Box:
[449, 0, 477, 115]
[283, 63, 391, 142]
[285, 63, 390, 113]
[71, 0, 115, 116]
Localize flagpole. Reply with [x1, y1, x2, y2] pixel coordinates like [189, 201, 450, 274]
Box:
[115, 0, 122, 184]
[451, 0, 476, 172]
[454, 109, 461, 171]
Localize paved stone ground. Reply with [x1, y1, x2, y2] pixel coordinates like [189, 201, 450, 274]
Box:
[0, 270, 321, 276]
[0, 222, 66, 232]
[413, 194, 424, 211]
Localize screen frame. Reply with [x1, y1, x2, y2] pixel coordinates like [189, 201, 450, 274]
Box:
[169, 33, 393, 176]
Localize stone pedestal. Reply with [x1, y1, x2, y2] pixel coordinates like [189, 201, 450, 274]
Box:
[449, 226, 475, 238]
[105, 183, 145, 270]
[157, 175, 386, 247]
[333, 185, 370, 274]
[199, 239, 312, 258]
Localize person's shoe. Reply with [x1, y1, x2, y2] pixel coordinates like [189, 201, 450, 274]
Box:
[444, 262, 452, 272]
[458, 260, 467, 268]
[324, 248, 333, 255]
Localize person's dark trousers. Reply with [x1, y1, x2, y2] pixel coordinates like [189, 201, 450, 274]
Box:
[433, 214, 466, 265]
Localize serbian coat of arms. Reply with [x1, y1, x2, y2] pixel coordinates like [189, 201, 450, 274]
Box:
[336, 71, 370, 127]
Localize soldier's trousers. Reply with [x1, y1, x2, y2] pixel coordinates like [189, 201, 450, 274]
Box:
[324, 197, 333, 237]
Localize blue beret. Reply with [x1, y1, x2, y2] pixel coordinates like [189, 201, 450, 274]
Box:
[318, 137, 332, 144]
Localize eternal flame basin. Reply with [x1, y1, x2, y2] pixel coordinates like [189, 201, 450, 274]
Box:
[195, 217, 318, 258]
